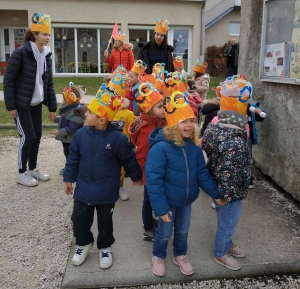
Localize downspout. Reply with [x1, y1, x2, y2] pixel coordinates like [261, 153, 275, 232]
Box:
[200, 0, 206, 62]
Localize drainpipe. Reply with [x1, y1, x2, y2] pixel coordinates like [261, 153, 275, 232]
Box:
[200, 0, 206, 62]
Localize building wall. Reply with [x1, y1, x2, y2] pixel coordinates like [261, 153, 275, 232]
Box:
[239, 1, 300, 200]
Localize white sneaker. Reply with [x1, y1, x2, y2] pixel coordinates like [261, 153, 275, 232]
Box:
[119, 187, 129, 201]
[99, 247, 113, 269]
[72, 243, 93, 266]
[27, 168, 50, 181]
[16, 172, 38, 187]
[211, 202, 216, 209]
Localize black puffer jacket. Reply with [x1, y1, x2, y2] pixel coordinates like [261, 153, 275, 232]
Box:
[4, 42, 57, 112]
[137, 41, 174, 74]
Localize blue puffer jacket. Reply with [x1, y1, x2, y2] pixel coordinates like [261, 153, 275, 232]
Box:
[64, 124, 142, 205]
[145, 128, 220, 217]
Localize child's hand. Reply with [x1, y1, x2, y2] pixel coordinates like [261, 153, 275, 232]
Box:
[51, 129, 59, 136]
[160, 211, 172, 222]
[214, 199, 227, 206]
[64, 182, 73, 195]
[132, 180, 143, 186]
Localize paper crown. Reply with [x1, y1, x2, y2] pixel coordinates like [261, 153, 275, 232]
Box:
[31, 12, 51, 34]
[226, 74, 247, 88]
[173, 56, 184, 68]
[63, 81, 86, 103]
[132, 81, 163, 113]
[107, 72, 129, 97]
[164, 71, 187, 97]
[116, 32, 126, 42]
[163, 91, 195, 128]
[154, 19, 170, 35]
[152, 62, 166, 76]
[131, 60, 147, 75]
[193, 60, 208, 74]
[88, 84, 124, 121]
[219, 80, 252, 116]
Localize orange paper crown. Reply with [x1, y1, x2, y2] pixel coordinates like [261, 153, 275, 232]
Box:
[131, 60, 147, 75]
[63, 81, 86, 103]
[132, 82, 163, 113]
[173, 56, 184, 68]
[31, 12, 51, 34]
[219, 80, 252, 116]
[107, 73, 129, 97]
[193, 60, 208, 74]
[116, 32, 126, 42]
[227, 74, 247, 88]
[154, 19, 170, 35]
[88, 84, 124, 121]
[163, 91, 195, 128]
[164, 71, 187, 97]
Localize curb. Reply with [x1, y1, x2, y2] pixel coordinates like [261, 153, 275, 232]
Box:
[0, 124, 57, 129]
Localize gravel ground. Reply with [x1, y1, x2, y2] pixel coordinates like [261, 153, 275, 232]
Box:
[0, 136, 300, 289]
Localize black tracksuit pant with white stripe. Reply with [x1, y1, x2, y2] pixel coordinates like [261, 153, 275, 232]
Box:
[15, 103, 42, 173]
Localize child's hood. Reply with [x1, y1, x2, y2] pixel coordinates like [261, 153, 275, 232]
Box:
[149, 127, 166, 149]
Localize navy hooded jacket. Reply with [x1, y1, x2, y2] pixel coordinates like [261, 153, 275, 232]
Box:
[145, 128, 220, 217]
[64, 123, 142, 205]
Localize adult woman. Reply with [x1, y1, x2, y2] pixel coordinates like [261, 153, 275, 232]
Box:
[4, 12, 57, 187]
[137, 20, 174, 74]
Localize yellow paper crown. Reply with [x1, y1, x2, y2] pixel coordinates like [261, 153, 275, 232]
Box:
[219, 80, 252, 116]
[31, 12, 51, 34]
[131, 60, 147, 75]
[173, 56, 184, 68]
[107, 73, 129, 97]
[116, 32, 126, 42]
[132, 82, 163, 113]
[152, 62, 165, 76]
[163, 91, 195, 128]
[88, 84, 124, 121]
[154, 19, 169, 34]
[193, 60, 208, 74]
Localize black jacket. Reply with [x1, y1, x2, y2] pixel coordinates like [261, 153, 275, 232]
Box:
[137, 41, 174, 74]
[200, 98, 220, 137]
[4, 42, 57, 112]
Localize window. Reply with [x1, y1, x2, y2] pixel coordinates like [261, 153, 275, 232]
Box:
[129, 28, 153, 59]
[229, 22, 240, 36]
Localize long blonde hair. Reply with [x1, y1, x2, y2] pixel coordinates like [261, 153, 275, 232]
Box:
[163, 122, 200, 147]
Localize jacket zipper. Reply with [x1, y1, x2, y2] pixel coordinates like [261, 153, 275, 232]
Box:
[182, 148, 189, 204]
[88, 132, 98, 205]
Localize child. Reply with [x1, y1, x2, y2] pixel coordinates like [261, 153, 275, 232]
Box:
[63, 85, 142, 269]
[52, 82, 87, 175]
[145, 91, 223, 277]
[187, 79, 202, 117]
[202, 79, 252, 271]
[128, 81, 166, 242]
[173, 56, 186, 75]
[113, 98, 136, 200]
[192, 60, 210, 105]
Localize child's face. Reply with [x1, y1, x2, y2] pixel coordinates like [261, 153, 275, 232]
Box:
[85, 109, 101, 127]
[151, 100, 165, 119]
[175, 66, 184, 73]
[177, 118, 196, 139]
[128, 71, 139, 86]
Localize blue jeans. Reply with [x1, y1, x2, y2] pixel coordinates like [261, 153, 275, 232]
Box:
[152, 204, 192, 259]
[214, 200, 242, 257]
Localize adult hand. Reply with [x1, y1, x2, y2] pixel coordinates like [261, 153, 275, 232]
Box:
[104, 49, 109, 57]
[160, 211, 172, 222]
[8, 109, 17, 118]
[64, 182, 73, 195]
[215, 199, 227, 206]
[51, 129, 59, 136]
[48, 112, 56, 121]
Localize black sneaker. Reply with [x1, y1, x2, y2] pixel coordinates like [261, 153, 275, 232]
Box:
[143, 230, 156, 241]
[248, 179, 255, 189]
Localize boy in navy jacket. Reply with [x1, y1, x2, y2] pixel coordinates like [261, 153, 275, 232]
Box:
[64, 83, 142, 269]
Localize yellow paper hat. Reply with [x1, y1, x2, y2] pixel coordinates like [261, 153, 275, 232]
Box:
[193, 60, 208, 74]
[132, 82, 163, 113]
[31, 12, 51, 34]
[154, 19, 170, 35]
[88, 84, 124, 121]
[164, 71, 187, 97]
[173, 56, 184, 68]
[107, 73, 129, 97]
[116, 32, 126, 42]
[219, 80, 252, 116]
[131, 60, 147, 75]
[163, 91, 195, 128]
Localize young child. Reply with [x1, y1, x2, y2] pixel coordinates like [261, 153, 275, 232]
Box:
[145, 91, 223, 277]
[52, 82, 87, 175]
[63, 85, 142, 269]
[128, 81, 166, 242]
[173, 56, 186, 75]
[113, 98, 136, 200]
[202, 79, 252, 271]
[187, 79, 202, 119]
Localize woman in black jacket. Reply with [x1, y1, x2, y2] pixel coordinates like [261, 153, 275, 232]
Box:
[4, 12, 57, 187]
[137, 19, 174, 74]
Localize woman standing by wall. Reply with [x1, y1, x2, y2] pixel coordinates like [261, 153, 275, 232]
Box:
[4, 12, 57, 187]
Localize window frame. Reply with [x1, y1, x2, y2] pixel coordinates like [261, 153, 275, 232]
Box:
[229, 22, 241, 36]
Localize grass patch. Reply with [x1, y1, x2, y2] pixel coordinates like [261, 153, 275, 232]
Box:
[206, 76, 224, 99]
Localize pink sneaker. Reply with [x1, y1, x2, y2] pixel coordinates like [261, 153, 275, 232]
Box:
[173, 255, 194, 275]
[152, 256, 166, 276]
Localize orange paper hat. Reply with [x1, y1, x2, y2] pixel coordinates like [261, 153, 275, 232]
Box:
[31, 12, 51, 34]
[116, 32, 126, 42]
[154, 19, 170, 35]
[88, 84, 124, 121]
[132, 81, 163, 113]
[131, 60, 147, 75]
[152, 62, 166, 76]
[227, 74, 247, 88]
[107, 73, 129, 97]
[219, 80, 252, 116]
[164, 71, 187, 97]
[163, 91, 195, 128]
[63, 81, 86, 103]
[193, 60, 208, 74]
[173, 56, 184, 68]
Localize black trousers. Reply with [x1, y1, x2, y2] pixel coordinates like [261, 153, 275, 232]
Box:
[71, 199, 115, 249]
[62, 142, 70, 160]
[15, 104, 42, 173]
[227, 63, 238, 77]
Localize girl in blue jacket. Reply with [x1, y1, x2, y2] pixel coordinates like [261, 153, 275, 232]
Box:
[145, 91, 223, 277]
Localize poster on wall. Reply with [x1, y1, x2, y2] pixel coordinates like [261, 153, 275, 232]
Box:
[294, 0, 300, 25]
[290, 28, 300, 78]
[263, 42, 291, 77]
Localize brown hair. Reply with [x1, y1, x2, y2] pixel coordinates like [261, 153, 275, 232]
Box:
[193, 71, 204, 79]
[24, 28, 39, 43]
[187, 80, 195, 90]
[149, 32, 168, 57]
